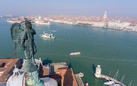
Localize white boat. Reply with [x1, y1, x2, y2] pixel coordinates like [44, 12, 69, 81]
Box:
[40, 31, 55, 39]
[104, 81, 115, 85]
[104, 81, 122, 86]
[69, 52, 80, 56]
[111, 84, 122, 86]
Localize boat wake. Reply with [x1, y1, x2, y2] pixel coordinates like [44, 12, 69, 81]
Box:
[78, 55, 137, 64]
[49, 30, 57, 32]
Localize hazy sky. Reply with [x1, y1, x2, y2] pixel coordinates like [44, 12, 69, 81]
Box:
[0, 0, 137, 18]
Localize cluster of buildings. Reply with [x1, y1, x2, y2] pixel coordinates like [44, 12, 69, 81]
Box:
[42, 12, 137, 32]
[7, 16, 50, 25]
[5, 12, 137, 32]
[0, 58, 85, 86]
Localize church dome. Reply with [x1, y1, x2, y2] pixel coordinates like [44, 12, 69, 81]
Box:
[41, 77, 58, 86]
[6, 68, 25, 86]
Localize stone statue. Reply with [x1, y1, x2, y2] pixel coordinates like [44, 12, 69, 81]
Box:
[22, 21, 38, 72]
[10, 20, 44, 86]
[11, 21, 37, 72]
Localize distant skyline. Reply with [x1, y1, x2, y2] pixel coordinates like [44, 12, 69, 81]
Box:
[0, 0, 137, 18]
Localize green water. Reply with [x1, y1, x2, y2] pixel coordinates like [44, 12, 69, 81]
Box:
[0, 18, 137, 86]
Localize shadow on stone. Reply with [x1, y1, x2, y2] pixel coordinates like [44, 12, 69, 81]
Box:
[68, 60, 72, 68]
[42, 58, 52, 65]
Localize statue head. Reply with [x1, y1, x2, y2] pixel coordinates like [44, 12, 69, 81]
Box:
[24, 18, 28, 22]
[25, 22, 32, 29]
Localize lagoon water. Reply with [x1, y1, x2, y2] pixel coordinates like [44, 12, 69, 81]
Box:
[0, 18, 137, 86]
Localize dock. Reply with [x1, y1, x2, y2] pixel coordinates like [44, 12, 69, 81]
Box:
[75, 72, 84, 86]
[94, 65, 127, 86]
[99, 74, 126, 86]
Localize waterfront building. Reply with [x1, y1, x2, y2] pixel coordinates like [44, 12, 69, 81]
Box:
[133, 25, 137, 31]
[125, 26, 134, 31]
[89, 11, 107, 28]
[7, 18, 21, 23]
[92, 22, 105, 27]
[0, 15, 14, 18]
[34, 17, 50, 25]
[107, 21, 131, 29]
[76, 21, 94, 25]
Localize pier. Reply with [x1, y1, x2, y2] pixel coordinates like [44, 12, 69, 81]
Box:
[94, 65, 126, 86]
[99, 74, 126, 86]
[75, 72, 84, 86]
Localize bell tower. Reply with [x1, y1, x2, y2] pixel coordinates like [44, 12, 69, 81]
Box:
[103, 11, 107, 27]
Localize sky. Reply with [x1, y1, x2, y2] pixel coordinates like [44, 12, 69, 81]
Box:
[0, 0, 137, 18]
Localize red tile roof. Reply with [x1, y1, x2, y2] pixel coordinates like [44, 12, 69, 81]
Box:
[0, 58, 20, 83]
[55, 68, 78, 86]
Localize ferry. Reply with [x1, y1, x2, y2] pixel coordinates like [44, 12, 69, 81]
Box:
[40, 31, 55, 39]
[69, 52, 81, 56]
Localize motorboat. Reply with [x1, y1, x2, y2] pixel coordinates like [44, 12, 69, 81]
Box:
[104, 81, 122, 86]
[69, 52, 80, 56]
[104, 81, 115, 85]
[40, 31, 55, 39]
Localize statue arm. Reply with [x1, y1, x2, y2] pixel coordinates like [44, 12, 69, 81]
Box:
[33, 31, 36, 35]
[21, 31, 27, 50]
[32, 28, 36, 35]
